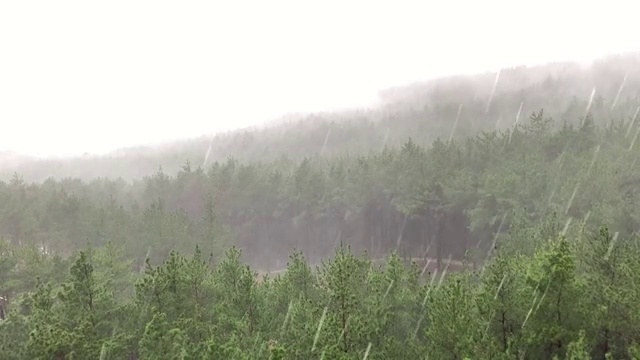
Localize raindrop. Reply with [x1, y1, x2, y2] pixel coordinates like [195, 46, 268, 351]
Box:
[281, 300, 294, 332]
[311, 306, 328, 352]
[476, 214, 501, 249]
[515, 101, 524, 126]
[482, 213, 507, 263]
[611, 73, 628, 110]
[585, 87, 596, 114]
[629, 127, 640, 152]
[412, 315, 424, 339]
[422, 269, 438, 307]
[422, 243, 432, 261]
[320, 128, 331, 156]
[625, 106, 640, 138]
[202, 139, 213, 168]
[437, 253, 453, 287]
[420, 258, 433, 278]
[382, 280, 395, 303]
[494, 274, 507, 300]
[486, 70, 501, 114]
[522, 280, 550, 329]
[99, 343, 108, 360]
[449, 104, 464, 142]
[534, 282, 550, 313]
[479, 220, 507, 277]
[565, 183, 580, 215]
[521, 295, 537, 329]
[508, 102, 524, 143]
[362, 342, 373, 360]
[395, 214, 409, 250]
[561, 218, 572, 236]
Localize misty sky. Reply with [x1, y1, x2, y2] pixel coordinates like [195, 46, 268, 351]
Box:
[1, 0, 638, 158]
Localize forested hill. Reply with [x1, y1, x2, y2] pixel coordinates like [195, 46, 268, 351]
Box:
[2, 109, 640, 358]
[3, 52, 640, 182]
[2, 109, 639, 270]
[3, 54, 640, 358]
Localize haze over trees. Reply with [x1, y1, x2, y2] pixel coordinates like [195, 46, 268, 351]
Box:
[2, 53, 640, 358]
[2, 53, 639, 182]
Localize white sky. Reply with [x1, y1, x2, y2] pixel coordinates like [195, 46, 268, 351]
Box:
[1, 0, 638, 158]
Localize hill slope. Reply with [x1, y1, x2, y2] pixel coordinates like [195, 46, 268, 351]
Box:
[3, 52, 640, 182]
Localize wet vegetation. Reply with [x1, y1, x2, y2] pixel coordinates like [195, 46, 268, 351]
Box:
[2, 54, 640, 358]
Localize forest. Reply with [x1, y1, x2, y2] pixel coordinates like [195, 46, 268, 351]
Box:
[2, 53, 640, 182]
[2, 54, 640, 359]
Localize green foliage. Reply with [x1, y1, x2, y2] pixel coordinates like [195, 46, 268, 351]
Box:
[1, 217, 639, 358]
[2, 74, 640, 357]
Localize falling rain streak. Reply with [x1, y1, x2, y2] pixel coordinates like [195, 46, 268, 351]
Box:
[583, 210, 591, 225]
[626, 106, 640, 138]
[494, 274, 507, 300]
[311, 306, 328, 352]
[4, 35, 640, 359]
[419, 243, 433, 277]
[561, 218, 572, 236]
[611, 73, 628, 110]
[281, 300, 294, 332]
[604, 231, 620, 261]
[629, 127, 640, 151]
[362, 342, 372, 360]
[486, 69, 501, 114]
[437, 253, 453, 287]
[479, 212, 507, 278]
[382, 279, 395, 302]
[449, 104, 463, 142]
[585, 87, 596, 115]
[515, 101, 524, 126]
[202, 139, 213, 168]
[565, 183, 580, 215]
[320, 128, 331, 156]
[508, 101, 524, 144]
[396, 214, 409, 250]
[522, 280, 550, 329]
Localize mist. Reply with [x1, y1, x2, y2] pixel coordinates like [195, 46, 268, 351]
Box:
[1, 0, 638, 158]
[4, 1, 640, 358]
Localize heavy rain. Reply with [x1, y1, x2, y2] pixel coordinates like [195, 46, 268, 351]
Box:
[1, 0, 640, 359]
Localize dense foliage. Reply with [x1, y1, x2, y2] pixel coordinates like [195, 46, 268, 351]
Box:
[2, 54, 640, 358]
[1, 107, 640, 358]
[1, 109, 639, 270]
[1, 218, 640, 359]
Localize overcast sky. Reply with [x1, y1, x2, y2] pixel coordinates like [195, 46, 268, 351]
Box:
[1, 0, 638, 158]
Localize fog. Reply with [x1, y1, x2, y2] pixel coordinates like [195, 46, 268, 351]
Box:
[4, 3, 640, 356]
[1, 0, 638, 158]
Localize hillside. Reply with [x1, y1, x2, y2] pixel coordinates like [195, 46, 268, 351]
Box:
[1, 108, 638, 267]
[3, 52, 640, 182]
[2, 100, 640, 358]
[3, 52, 640, 359]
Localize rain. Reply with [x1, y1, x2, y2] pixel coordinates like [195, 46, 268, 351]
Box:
[1, 1, 639, 358]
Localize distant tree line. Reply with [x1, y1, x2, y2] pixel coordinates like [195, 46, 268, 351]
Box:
[3, 53, 639, 182]
[1, 109, 639, 272]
